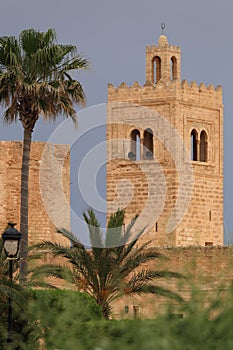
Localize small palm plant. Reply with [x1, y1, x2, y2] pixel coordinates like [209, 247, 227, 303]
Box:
[35, 209, 184, 319]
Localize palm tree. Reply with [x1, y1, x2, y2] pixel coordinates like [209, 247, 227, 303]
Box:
[35, 209, 183, 319]
[0, 28, 89, 285]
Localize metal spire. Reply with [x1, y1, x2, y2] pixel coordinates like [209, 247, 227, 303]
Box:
[161, 23, 165, 35]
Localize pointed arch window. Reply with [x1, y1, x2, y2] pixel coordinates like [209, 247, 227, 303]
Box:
[129, 129, 140, 161]
[143, 128, 154, 159]
[200, 130, 208, 162]
[190, 129, 198, 161]
[171, 56, 177, 80]
[152, 56, 161, 84]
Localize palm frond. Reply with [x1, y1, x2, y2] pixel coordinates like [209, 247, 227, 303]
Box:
[0, 279, 25, 304]
[132, 284, 184, 303]
[29, 263, 77, 288]
[30, 209, 184, 319]
[128, 269, 183, 286]
[57, 227, 81, 246]
[83, 208, 104, 249]
[105, 209, 125, 248]
[0, 36, 22, 67]
[119, 250, 166, 278]
[26, 280, 57, 289]
[0, 28, 88, 126]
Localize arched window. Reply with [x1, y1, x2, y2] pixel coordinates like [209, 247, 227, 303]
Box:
[129, 129, 140, 161]
[190, 129, 198, 161]
[152, 56, 161, 84]
[171, 56, 177, 80]
[200, 130, 208, 162]
[143, 128, 153, 159]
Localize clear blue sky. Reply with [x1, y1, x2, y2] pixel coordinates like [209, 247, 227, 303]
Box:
[0, 0, 232, 243]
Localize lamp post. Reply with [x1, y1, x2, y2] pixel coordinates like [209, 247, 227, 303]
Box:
[2, 222, 22, 343]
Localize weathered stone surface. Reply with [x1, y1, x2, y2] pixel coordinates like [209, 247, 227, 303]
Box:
[0, 141, 70, 245]
[106, 34, 223, 247]
[112, 246, 233, 319]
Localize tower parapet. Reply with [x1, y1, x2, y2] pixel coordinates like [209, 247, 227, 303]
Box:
[180, 80, 222, 106]
[108, 33, 222, 107]
[108, 80, 222, 107]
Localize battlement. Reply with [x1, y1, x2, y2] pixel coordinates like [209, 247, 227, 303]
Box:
[181, 80, 222, 93]
[180, 80, 222, 105]
[108, 80, 223, 106]
[146, 44, 181, 53]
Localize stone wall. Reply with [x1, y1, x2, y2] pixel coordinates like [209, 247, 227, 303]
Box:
[0, 141, 70, 245]
[112, 246, 233, 319]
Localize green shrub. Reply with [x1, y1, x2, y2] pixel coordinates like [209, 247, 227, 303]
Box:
[27, 289, 102, 348]
[37, 287, 233, 350]
[0, 292, 39, 350]
[1, 287, 232, 349]
[0, 289, 102, 349]
[28, 289, 102, 320]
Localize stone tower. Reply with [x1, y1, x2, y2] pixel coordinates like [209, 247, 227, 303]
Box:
[106, 34, 223, 247]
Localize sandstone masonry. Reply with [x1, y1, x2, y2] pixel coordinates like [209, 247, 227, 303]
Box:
[106, 34, 223, 247]
[0, 141, 70, 245]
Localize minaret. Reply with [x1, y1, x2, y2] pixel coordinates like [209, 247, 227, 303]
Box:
[107, 29, 223, 247]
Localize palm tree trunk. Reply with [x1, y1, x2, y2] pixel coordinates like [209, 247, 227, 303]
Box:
[19, 128, 32, 286]
[102, 302, 111, 320]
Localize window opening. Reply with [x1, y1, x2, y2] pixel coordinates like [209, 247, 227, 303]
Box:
[200, 130, 208, 162]
[205, 242, 213, 247]
[129, 129, 140, 161]
[190, 129, 198, 161]
[143, 128, 153, 159]
[153, 56, 161, 83]
[133, 306, 139, 319]
[171, 56, 177, 80]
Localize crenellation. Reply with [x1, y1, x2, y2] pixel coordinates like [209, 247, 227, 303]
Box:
[146, 45, 156, 52]
[207, 84, 214, 91]
[190, 81, 199, 90]
[108, 79, 222, 107]
[146, 44, 181, 52]
[118, 82, 128, 88]
[131, 81, 142, 88]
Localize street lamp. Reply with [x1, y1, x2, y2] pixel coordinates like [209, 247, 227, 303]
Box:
[2, 222, 22, 343]
[2, 222, 22, 259]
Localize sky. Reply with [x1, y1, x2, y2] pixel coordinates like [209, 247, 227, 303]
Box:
[0, 0, 233, 243]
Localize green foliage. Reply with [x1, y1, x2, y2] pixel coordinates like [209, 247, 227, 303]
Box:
[0, 284, 232, 349]
[0, 288, 102, 349]
[27, 289, 102, 324]
[32, 287, 233, 350]
[34, 209, 183, 319]
[0, 289, 39, 349]
[26, 289, 102, 349]
[0, 28, 89, 127]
